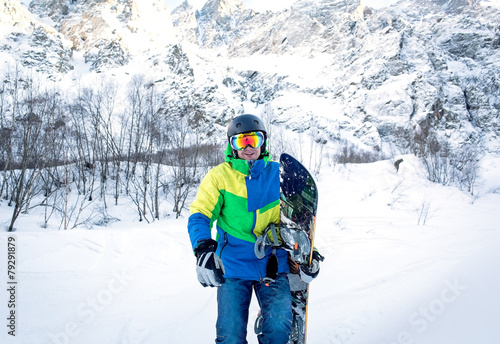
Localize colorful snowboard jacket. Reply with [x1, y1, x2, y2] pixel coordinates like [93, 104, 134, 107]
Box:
[188, 145, 289, 281]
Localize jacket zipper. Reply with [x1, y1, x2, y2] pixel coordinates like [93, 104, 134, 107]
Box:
[252, 209, 266, 282]
[219, 232, 228, 259]
[248, 160, 266, 281]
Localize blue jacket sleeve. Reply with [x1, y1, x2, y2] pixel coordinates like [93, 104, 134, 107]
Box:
[187, 212, 212, 252]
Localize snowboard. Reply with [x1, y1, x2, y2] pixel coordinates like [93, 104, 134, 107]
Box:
[279, 153, 319, 344]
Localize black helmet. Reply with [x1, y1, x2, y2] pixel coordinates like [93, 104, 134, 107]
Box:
[227, 114, 266, 138]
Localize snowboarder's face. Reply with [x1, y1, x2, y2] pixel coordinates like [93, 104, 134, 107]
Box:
[237, 145, 261, 160]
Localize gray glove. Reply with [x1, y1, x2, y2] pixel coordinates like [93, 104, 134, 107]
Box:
[195, 239, 225, 287]
[299, 250, 324, 283]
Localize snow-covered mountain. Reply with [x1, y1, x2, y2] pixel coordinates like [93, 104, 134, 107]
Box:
[1, 0, 499, 154]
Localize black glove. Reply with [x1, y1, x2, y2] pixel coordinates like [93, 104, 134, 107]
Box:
[299, 250, 324, 283]
[194, 239, 225, 288]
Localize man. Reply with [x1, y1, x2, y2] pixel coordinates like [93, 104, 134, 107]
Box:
[188, 114, 320, 343]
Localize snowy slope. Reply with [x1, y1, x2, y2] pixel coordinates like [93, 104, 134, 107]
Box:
[1, 154, 500, 344]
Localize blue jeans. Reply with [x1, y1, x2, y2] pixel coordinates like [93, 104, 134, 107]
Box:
[216, 273, 292, 344]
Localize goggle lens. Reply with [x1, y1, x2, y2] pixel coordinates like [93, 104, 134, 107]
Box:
[230, 132, 265, 150]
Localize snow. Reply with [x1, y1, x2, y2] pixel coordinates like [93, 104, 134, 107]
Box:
[480, 0, 500, 9]
[226, 54, 334, 87]
[1, 153, 500, 344]
[163, 0, 402, 12]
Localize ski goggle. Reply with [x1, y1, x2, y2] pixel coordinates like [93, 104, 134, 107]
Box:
[230, 131, 265, 150]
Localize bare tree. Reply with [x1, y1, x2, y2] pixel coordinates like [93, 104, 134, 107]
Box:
[308, 116, 326, 175]
[452, 144, 480, 195]
[121, 76, 163, 221]
[164, 104, 208, 219]
[7, 76, 54, 231]
[124, 75, 149, 195]
[40, 89, 68, 228]
[0, 69, 15, 201]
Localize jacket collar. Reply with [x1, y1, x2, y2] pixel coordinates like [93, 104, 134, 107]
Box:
[224, 143, 271, 176]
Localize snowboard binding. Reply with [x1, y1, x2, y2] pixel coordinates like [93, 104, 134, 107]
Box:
[279, 226, 312, 265]
[254, 224, 312, 265]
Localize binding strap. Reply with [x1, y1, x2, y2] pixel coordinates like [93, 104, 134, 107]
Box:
[255, 223, 280, 258]
[255, 223, 281, 284]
